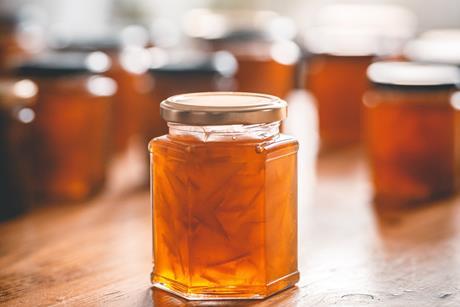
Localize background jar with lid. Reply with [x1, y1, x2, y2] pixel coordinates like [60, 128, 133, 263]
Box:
[143, 49, 237, 142]
[364, 61, 460, 207]
[302, 4, 417, 150]
[0, 79, 37, 220]
[54, 34, 154, 153]
[184, 9, 300, 99]
[15, 52, 117, 202]
[150, 92, 299, 300]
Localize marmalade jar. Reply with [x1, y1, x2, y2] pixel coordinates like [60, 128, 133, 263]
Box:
[364, 62, 460, 207]
[184, 9, 300, 99]
[16, 52, 117, 202]
[144, 49, 237, 140]
[149, 92, 299, 300]
[221, 40, 300, 99]
[55, 36, 153, 153]
[305, 53, 373, 148]
[302, 4, 416, 150]
[0, 79, 36, 220]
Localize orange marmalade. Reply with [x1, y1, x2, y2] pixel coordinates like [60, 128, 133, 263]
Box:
[149, 92, 299, 300]
[365, 62, 460, 207]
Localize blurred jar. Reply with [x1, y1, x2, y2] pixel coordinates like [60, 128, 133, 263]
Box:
[15, 52, 117, 202]
[52, 30, 153, 153]
[364, 62, 460, 207]
[302, 4, 417, 150]
[184, 9, 300, 99]
[0, 79, 37, 220]
[144, 48, 237, 141]
[404, 28, 460, 66]
[114, 46, 154, 151]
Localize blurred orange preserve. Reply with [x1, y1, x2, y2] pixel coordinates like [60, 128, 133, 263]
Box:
[106, 50, 153, 153]
[55, 38, 153, 153]
[150, 93, 299, 299]
[365, 62, 460, 207]
[306, 55, 373, 148]
[16, 52, 116, 202]
[144, 50, 236, 141]
[184, 10, 299, 99]
[216, 41, 298, 99]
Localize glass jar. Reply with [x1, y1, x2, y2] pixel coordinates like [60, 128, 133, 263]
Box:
[54, 35, 153, 153]
[364, 62, 460, 207]
[303, 4, 416, 150]
[305, 53, 374, 148]
[111, 46, 154, 152]
[222, 40, 300, 99]
[149, 92, 299, 300]
[184, 9, 300, 99]
[16, 52, 117, 202]
[0, 79, 37, 220]
[144, 49, 237, 141]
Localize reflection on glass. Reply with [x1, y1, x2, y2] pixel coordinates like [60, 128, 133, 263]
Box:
[86, 75, 118, 97]
[85, 51, 112, 73]
[13, 79, 38, 99]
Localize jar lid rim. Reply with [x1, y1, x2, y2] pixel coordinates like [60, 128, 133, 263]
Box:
[15, 52, 111, 77]
[160, 92, 287, 125]
[367, 61, 460, 87]
[404, 38, 460, 65]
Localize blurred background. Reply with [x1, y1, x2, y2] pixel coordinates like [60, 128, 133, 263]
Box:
[1, 0, 460, 220]
[1, 0, 460, 36]
[2, 2, 460, 305]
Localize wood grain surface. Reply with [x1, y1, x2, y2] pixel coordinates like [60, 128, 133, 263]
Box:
[1, 91, 459, 306]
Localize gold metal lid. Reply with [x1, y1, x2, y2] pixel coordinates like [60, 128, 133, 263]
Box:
[160, 92, 287, 125]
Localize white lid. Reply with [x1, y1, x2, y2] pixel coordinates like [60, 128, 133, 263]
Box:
[367, 61, 460, 87]
[404, 29, 460, 65]
[303, 4, 417, 56]
[183, 9, 296, 41]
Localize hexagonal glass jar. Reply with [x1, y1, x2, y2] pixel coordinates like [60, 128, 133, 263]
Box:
[149, 92, 299, 300]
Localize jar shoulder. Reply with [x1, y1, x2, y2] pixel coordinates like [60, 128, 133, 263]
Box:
[149, 134, 299, 155]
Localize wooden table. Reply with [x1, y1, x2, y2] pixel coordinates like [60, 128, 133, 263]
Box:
[1, 92, 459, 306]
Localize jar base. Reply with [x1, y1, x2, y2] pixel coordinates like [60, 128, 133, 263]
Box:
[151, 271, 299, 300]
